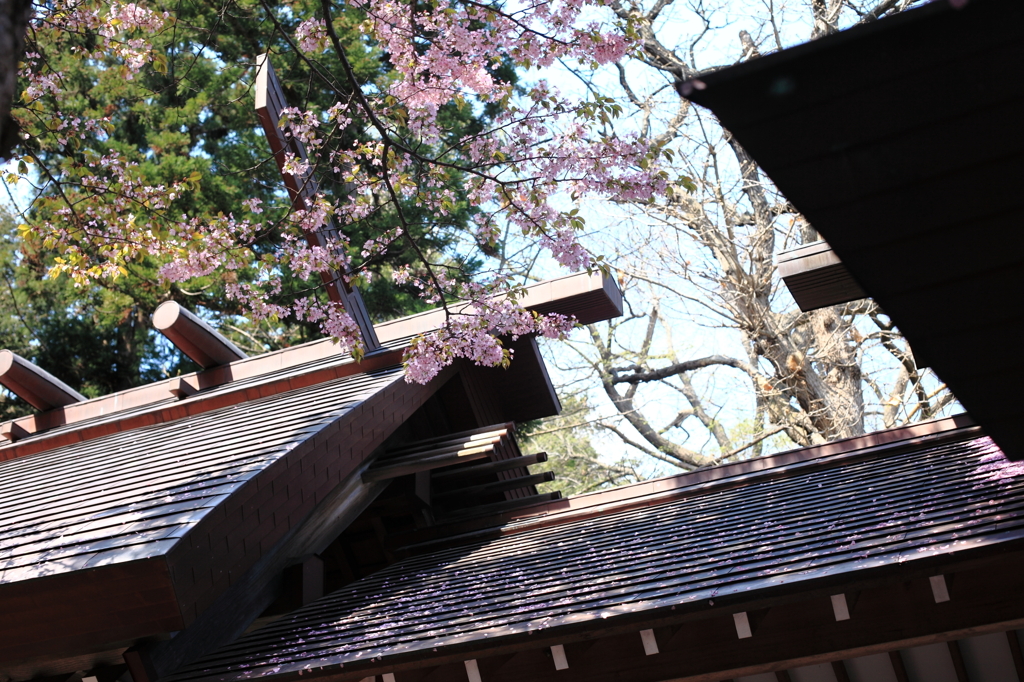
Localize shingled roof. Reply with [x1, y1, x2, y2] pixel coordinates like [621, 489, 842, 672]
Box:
[163, 419, 1024, 682]
[0, 367, 402, 586]
[0, 271, 626, 679]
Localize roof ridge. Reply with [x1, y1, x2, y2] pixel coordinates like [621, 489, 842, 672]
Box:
[0, 350, 405, 464]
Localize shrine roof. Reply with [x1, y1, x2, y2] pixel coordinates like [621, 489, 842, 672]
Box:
[0, 367, 404, 587]
[165, 419, 1024, 682]
[680, 0, 1024, 459]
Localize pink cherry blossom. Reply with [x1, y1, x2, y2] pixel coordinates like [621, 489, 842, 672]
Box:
[14, 0, 665, 381]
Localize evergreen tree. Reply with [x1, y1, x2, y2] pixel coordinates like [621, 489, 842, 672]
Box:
[4, 0, 495, 412]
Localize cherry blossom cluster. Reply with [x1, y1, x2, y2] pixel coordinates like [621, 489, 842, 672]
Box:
[13, 0, 668, 383]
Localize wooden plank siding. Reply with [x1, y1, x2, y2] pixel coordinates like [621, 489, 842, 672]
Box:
[0, 557, 182, 665]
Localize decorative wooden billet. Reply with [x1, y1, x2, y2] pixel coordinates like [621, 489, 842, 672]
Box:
[831, 593, 850, 621]
[551, 644, 569, 670]
[434, 472, 554, 501]
[363, 441, 500, 482]
[733, 611, 753, 639]
[464, 659, 482, 682]
[640, 629, 659, 655]
[440, 491, 562, 519]
[254, 53, 380, 352]
[431, 452, 548, 481]
[386, 426, 510, 457]
[363, 425, 513, 482]
[930, 574, 950, 603]
[153, 301, 247, 369]
[0, 349, 85, 411]
[777, 240, 867, 312]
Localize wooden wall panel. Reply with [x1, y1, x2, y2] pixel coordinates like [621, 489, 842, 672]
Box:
[0, 557, 181, 667]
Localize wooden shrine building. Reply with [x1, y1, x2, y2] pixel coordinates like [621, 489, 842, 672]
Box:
[3, 2, 1024, 682]
[683, 0, 1024, 461]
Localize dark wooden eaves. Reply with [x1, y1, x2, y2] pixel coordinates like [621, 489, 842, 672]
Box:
[777, 241, 867, 311]
[682, 0, 1024, 458]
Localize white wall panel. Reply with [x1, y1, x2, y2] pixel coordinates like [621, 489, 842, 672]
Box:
[901, 643, 957, 682]
[960, 632, 1018, 682]
[845, 653, 897, 682]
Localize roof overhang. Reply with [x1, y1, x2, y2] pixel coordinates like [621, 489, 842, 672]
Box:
[683, 0, 1024, 458]
[777, 241, 867, 311]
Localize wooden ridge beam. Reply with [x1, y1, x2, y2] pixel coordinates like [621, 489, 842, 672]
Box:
[0, 334, 399, 452]
[0, 347, 405, 463]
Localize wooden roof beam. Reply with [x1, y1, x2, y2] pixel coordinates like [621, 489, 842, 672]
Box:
[431, 452, 548, 481]
[363, 441, 499, 482]
[0, 350, 85, 411]
[777, 241, 867, 312]
[434, 471, 554, 502]
[363, 423, 518, 482]
[374, 271, 623, 343]
[153, 301, 247, 369]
